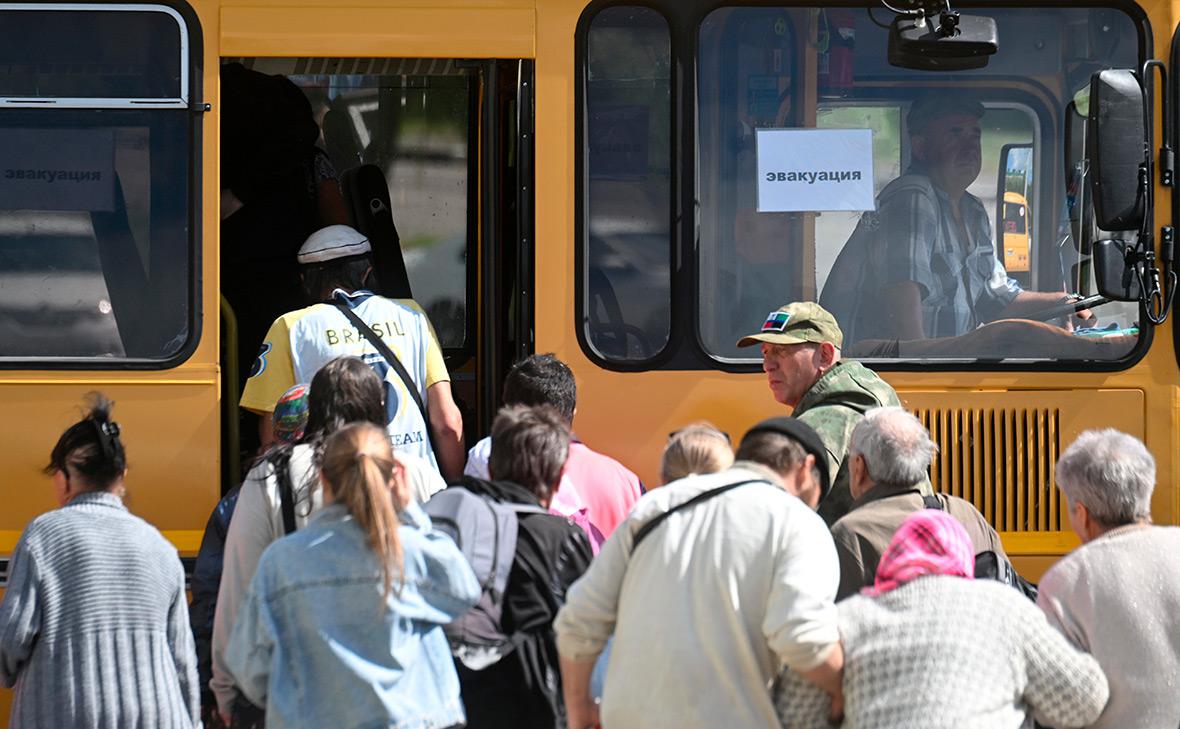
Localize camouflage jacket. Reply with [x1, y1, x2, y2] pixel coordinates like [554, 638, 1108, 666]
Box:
[794, 361, 931, 524]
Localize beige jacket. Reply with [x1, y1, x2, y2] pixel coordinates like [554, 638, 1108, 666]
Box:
[554, 466, 840, 729]
[830, 487, 1005, 600]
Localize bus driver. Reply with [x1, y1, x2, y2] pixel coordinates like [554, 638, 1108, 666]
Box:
[827, 94, 1093, 344]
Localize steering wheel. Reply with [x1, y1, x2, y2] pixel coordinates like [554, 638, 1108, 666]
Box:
[1021, 294, 1111, 324]
[587, 268, 655, 359]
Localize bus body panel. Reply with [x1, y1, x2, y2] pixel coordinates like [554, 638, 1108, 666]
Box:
[1, 3, 1180, 722]
[220, 2, 535, 59]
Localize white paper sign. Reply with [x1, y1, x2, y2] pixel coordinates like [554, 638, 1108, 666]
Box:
[756, 128, 874, 213]
[0, 129, 115, 212]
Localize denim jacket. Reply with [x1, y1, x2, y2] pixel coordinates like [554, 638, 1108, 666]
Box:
[224, 501, 479, 729]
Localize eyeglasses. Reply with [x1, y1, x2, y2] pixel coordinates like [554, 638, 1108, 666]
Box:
[668, 425, 731, 445]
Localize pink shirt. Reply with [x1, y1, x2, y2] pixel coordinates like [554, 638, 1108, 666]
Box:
[465, 438, 644, 545]
[558, 443, 644, 539]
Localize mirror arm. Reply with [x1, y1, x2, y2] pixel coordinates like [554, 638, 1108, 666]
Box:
[1143, 60, 1173, 187]
[1133, 60, 1177, 324]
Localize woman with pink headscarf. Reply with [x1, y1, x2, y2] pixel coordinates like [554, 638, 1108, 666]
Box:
[776, 510, 1109, 729]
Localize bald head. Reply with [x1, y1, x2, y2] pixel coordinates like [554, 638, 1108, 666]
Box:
[849, 407, 937, 496]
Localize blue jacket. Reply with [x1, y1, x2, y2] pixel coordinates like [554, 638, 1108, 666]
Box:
[190, 485, 241, 706]
[224, 501, 480, 729]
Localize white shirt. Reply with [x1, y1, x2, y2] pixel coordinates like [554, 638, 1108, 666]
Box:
[240, 290, 449, 469]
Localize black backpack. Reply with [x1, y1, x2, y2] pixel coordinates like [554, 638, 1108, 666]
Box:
[922, 494, 1038, 601]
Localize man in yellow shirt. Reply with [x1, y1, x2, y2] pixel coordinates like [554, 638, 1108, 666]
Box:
[240, 225, 464, 480]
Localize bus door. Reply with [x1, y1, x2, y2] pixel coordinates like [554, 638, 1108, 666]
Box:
[219, 58, 532, 487]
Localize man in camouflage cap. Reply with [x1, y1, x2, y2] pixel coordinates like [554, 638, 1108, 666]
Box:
[737, 301, 929, 523]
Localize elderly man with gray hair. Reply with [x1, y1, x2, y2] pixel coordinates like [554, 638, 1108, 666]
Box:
[829, 407, 1004, 600]
[1036, 429, 1180, 729]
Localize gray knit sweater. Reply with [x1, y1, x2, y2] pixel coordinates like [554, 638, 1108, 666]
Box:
[0, 492, 200, 729]
[776, 576, 1109, 729]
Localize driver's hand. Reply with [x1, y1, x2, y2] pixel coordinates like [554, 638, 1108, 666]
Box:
[1062, 308, 1095, 332]
[1073, 307, 1097, 329]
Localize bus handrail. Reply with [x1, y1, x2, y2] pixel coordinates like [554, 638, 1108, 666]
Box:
[220, 295, 241, 488]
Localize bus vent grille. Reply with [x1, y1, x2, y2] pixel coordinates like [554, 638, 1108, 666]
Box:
[914, 407, 1062, 533]
[226, 58, 469, 78]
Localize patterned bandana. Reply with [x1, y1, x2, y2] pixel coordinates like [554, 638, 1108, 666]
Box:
[863, 510, 975, 597]
[272, 384, 310, 444]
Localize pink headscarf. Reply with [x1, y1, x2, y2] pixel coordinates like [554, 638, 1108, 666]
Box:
[863, 509, 975, 597]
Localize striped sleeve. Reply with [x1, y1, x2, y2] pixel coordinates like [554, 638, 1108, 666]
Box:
[0, 529, 41, 687]
[165, 554, 201, 728]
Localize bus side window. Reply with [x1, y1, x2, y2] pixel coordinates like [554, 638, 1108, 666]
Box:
[0, 7, 195, 362]
[581, 6, 673, 363]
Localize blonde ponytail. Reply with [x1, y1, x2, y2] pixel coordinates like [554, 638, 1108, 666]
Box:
[321, 423, 404, 601]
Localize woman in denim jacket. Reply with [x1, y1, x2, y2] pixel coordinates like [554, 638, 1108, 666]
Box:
[225, 422, 479, 729]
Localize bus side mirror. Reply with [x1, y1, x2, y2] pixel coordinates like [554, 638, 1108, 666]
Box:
[1087, 69, 1146, 230]
[1093, 239, 1143, 302]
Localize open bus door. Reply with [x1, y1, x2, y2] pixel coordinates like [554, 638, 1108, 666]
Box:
[218, 59, 533, 490]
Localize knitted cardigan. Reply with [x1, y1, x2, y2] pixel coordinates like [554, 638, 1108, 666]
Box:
[0, 492, 199, 729]
[776, 576, 1109, 729]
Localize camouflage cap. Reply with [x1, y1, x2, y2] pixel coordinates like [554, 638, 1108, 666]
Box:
[736, 302, 844, 349]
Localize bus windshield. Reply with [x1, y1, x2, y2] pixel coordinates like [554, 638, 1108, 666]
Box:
[584, 4, 1144, 366]
[694, 6, 1142, 363]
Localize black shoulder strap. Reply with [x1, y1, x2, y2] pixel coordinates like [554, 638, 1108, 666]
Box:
[274, 460, 297, 536]
[332, 299, 430, 424]
[335, 299, 447, 471]
[632, 479, 768, 552]
[922, 493, 945, 511]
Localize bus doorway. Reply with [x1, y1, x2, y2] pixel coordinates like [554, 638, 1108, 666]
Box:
[218, 58, 533, 490]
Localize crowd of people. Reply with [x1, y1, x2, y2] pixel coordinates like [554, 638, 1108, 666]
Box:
[0, 217, 1177, 729]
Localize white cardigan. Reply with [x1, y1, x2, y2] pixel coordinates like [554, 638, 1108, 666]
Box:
[1037, 524, 1180, 729]
[776, 576, 1109, 729]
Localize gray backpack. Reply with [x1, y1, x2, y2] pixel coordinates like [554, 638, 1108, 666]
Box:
[424, 485, 546, 670]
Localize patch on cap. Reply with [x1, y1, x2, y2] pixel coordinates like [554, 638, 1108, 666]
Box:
[762, 310, 792, 332]
[297, 225, 372, 265]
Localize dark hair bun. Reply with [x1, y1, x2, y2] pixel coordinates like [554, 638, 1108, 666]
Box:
[44, 391, 127, 489]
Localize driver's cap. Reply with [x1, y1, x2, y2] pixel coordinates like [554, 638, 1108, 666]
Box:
[907, 92, 985, 134]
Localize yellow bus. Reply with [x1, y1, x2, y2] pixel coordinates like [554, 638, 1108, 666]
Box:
[0, 0, 1177, 702]
[1002, 191, 1031, 274]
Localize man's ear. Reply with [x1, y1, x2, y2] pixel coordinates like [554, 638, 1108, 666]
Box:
[803, 452, 817, 474]
[800, 453, 820, 508]
[816, 342, 838, 370]
[1075, 500, 1095, 537]
[849, 452, 865, 485]
[910, 133, 928, 163]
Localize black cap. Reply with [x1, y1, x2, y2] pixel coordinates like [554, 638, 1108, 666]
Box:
[741, 416, 831, 498]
